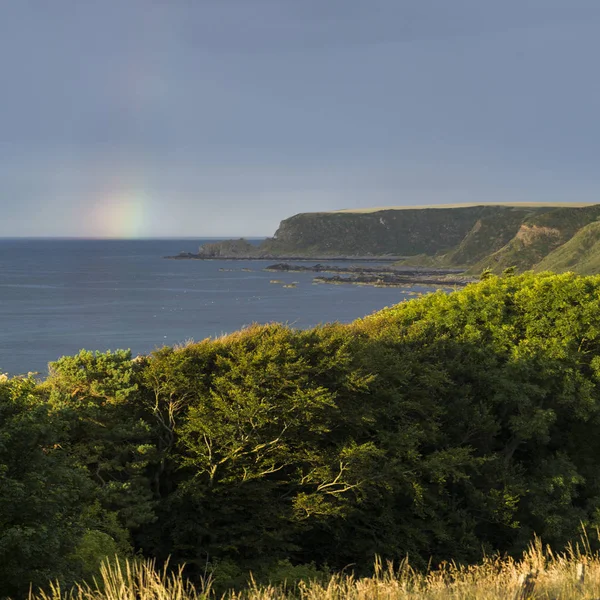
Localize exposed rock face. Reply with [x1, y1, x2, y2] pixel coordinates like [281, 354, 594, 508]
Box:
[515, 224, 561, 245]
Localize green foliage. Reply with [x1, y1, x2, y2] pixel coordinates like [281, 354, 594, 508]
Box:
[139, 325, 377, 574]
[354, 272, 600, 555]
[68, 530, 122, 584]
[206, 557, 329, 593]
[45, 350, 158, 533]
[0, 377, 88, 597]
[11, 272, 600, 595]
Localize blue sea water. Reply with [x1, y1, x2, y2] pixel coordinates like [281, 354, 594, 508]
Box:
[0, 238, 437, 376]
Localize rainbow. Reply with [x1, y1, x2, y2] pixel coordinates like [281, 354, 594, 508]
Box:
[88, 191, 151, 238]
[83, 20, 166, 239]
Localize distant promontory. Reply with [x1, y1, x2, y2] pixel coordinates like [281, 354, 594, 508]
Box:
[166, 202, 600, 274]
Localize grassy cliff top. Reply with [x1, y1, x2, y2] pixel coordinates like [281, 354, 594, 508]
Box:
[329, 202, 598, 214]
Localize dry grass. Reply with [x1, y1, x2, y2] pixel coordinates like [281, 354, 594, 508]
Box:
[29, 538, 600, 600]
[330, 203, 597, 214]
[30, 560, 211, 600]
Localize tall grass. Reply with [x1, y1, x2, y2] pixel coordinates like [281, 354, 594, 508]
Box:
[30, 539, 600, 600]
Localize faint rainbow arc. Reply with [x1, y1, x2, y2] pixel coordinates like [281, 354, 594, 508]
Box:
[89, 192, 151, 238]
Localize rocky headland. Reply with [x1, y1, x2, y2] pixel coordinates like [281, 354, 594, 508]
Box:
[166, 202, 600, 274]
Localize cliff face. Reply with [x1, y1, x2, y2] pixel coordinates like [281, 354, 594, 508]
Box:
[195, 203, 600, 273]
[261, 205, 551, 258]
[198, 239, 257, 257]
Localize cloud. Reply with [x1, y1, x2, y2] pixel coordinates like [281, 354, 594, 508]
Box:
[1, 1, 600, 236]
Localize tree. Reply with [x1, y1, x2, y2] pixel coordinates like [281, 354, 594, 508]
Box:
[45, 350, 158, 554]
[0, 376, 88, 597]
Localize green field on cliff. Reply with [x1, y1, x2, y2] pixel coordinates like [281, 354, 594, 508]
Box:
[332, 201, 596, 212]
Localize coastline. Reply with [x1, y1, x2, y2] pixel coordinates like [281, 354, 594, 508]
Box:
[265, 263, 473, 287]
[165, 255, 473, 287]
[164, 253, 405, 261]
[164, 254, 474, 288]
[312, 274, 471, 287]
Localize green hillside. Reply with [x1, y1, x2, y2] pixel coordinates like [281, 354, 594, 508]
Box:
[467, 204, 600, 274]
[432, 209, 536, 267]
[536, 221, 600, 274]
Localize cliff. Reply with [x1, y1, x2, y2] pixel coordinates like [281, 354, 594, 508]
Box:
[190, 203, 600, 273]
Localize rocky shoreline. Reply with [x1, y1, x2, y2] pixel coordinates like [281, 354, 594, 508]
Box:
[164, 252, 404, 262]
[265, 263, 473, 287]
[163, 254, 474, 288]
[312, 274, 469, 287]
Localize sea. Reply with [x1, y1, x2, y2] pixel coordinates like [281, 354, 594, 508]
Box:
[0, 238, 439, 376]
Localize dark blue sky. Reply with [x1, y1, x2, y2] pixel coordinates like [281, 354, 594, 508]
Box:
[2, 1, 600, 236]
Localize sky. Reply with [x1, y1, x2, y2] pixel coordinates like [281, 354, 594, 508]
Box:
[2, 0, 600, 237]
